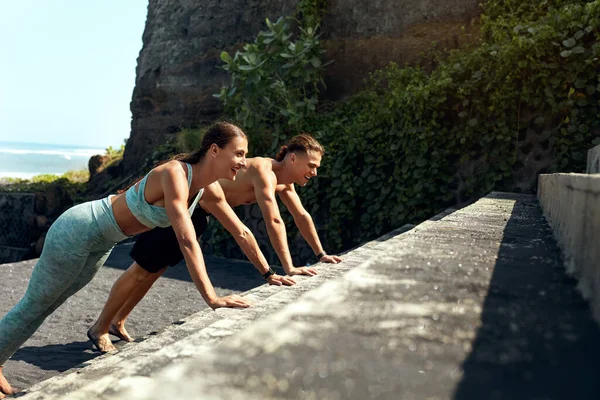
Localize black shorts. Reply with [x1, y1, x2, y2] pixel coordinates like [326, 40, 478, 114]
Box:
[130, 207, 209, 273]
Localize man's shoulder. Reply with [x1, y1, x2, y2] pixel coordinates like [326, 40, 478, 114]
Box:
[248, 157, 274, 169]
[247, 158, 276, 178]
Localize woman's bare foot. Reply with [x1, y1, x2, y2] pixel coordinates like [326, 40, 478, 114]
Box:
[108, 322, 134, 342]
[0, 368, 16, 397]
[86, 329, 117, 353]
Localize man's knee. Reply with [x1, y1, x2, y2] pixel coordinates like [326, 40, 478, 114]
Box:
[128, 262, 164, 283]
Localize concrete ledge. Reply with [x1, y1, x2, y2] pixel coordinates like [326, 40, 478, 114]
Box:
[588, 144, 600, 174]
[25, 192, 600, 399]
[16, 224, 417, 399]
[538, 173, 600, 322]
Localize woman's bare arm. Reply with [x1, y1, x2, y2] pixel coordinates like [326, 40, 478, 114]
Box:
[161, 164, 250, 308]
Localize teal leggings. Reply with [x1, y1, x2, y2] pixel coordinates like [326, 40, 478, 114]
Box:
[0, 196, 129, 365]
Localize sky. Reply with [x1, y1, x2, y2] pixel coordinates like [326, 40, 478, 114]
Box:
[0, 1, 148, 149]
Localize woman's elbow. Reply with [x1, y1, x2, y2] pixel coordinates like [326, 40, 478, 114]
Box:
[177, 236, 198, 253]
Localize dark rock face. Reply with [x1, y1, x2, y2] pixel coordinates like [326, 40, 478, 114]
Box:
[88, 154, 110, 180]
[321, 0, 481, 98]
[0, 184, 75, 263]
[123, 0, 297, 173]
[122, 0, 481, 174]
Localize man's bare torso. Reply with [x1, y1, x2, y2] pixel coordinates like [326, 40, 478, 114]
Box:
[217, 157, 286, 207]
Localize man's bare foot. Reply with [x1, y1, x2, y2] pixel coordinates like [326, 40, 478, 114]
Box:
[0, 368, 17, 397]
[86, 329, 117, 353]
[108, 323, 134, 342]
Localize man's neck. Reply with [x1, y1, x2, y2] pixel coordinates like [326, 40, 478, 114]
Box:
[271, 158, 295, 185]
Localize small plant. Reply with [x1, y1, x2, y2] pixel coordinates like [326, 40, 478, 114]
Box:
[105, 144, 125, 163]
[177, 127, 206, 153]
[215, 17, 329, 155]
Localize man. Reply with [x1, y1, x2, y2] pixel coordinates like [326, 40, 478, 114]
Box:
[87, 133, 342, 352]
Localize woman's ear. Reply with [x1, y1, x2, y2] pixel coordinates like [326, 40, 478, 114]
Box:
[290, 153, 296, 163]
[210, 143, 219, 157]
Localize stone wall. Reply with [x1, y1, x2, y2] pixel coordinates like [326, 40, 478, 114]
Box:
[121, 0, 482, 175]
[202, 203, 316, 267]
[0, 193, 35, 263]
[0, 185, 75, 264]
[538, 148, 600, 324]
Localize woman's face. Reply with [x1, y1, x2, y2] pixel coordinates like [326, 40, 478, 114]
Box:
[216, 136, 248, 180]
[290, 150, 321, 186]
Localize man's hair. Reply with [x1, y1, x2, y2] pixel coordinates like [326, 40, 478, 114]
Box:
[275, 133, 324, 162]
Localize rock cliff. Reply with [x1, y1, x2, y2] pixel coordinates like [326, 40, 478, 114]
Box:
[122, 0, 481, 173]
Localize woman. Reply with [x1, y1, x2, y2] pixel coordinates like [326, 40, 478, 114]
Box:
[0, 122, 258, 398]
[87, 134, 343, 353]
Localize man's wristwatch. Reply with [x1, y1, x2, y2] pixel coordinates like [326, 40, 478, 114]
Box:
[262, 267, 276, 281]
[316, 251, 326, 260]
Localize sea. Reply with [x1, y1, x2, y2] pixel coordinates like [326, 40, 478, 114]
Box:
[0, 141, 106, 180]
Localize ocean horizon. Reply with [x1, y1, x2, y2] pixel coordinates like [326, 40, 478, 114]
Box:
[0, 141, 106, 180]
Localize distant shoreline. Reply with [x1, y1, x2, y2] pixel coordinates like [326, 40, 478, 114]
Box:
[0, 141, 103, 185]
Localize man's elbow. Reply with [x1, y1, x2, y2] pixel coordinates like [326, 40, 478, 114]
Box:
[267, 216, 284, 226]
[234, 226, 254, 242]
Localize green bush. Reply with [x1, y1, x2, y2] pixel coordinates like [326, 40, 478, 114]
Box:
[213, 0, 600, 256]
[215, 16, 329, 156]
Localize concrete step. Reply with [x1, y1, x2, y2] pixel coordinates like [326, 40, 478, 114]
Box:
[16, 223, 416, 399]
[35, 191, 600, 400]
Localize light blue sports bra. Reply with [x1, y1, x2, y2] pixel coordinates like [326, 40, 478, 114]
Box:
[125, 163, 204, 229]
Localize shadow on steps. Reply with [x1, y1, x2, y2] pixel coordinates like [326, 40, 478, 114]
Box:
[454, 193, 600, 400]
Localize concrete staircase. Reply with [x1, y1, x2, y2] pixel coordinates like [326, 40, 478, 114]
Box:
[15, 192, 600, 400]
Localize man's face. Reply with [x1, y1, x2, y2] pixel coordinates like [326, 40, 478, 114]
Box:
[292, 150, 322, 186]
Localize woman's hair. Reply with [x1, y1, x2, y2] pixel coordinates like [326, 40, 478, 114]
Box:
[117, 122, 246, 193]
[275, 133, 324, 162]
[174, 121, 246, 164]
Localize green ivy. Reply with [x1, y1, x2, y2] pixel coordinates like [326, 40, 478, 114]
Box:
[213, 0, 600, 258]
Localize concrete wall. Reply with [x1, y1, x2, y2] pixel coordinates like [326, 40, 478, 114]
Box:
[538, 172, 600, 322]
[587, 144, 600, 174]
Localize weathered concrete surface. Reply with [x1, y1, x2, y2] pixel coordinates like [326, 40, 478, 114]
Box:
[588, 144, 600, 173]
[0, 244, 268, 392]
[17, 193, 600, 399]
[15, 226, 413, 399]
[538, 173, 600, 324]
